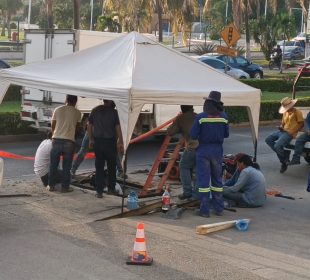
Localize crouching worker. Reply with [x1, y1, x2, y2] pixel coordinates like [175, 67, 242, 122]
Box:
[34, 132, 61, 187]
[223, 154, 266, 208]
[191, 91, 229, 217]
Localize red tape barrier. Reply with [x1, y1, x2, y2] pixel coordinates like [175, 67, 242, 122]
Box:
[0, 116, 177, 160]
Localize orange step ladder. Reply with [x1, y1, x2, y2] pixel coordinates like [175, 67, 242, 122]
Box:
[139, 135, 185, 197]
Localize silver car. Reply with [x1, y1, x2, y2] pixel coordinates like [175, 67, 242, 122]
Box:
[198, 56, 250, 79]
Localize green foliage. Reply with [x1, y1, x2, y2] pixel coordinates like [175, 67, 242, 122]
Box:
[0, 112, 36, 135]
[3, 85, 21, 101]
[0, 101, 20, 113]
[192, 43, 216, 55]
[96, 14, 121, 33]
[226, 98, 310, 124]
[250, 13, 295, 60]
[242, 77, 310, 93]
[10, 22, 17, 29]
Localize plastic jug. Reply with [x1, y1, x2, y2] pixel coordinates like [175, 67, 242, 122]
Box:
[127, 191, 139, 210]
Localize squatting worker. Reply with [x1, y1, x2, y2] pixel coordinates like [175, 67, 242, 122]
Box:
[223, 154, 266, 208]
[88, 99, 124, 198]
[34, 131, 61, 187]
[265, 97, 303, 173]
[167, 105, 198, 200]
[191, 91, 229, 217]
[48, 95, 81, 192]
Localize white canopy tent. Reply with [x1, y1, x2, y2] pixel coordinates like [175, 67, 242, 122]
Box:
[0, 31, 261, 152]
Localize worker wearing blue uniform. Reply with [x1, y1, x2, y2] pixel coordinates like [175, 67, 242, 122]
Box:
[191, 91, 229, 217]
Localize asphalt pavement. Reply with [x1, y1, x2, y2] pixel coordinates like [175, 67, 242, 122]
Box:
[0, 125, 310, 280]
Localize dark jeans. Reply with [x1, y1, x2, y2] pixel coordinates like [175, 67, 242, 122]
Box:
[71, 132, 89, 173]
[94, 137, 117, 194]
[223, 190, 261, 208]
[41, 170, 62, 187]
[179, 149, 196, 197]
[48, 139, 75, 188]
[293, 133, 310, 158]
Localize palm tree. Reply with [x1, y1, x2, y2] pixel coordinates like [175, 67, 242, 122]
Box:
[0, 0, 23, 38]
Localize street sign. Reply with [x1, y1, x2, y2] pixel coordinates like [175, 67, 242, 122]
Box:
[220, 23, 241, 47]
[216, 45, 238, 57]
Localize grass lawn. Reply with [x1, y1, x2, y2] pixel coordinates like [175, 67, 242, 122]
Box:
[262, 90, 310, 101]
[0, 101, 21, 112]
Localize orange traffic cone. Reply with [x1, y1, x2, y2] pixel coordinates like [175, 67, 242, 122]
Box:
[126, 222, 153, 265]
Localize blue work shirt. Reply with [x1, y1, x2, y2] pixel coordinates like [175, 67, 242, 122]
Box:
[191, 111, 229, 157]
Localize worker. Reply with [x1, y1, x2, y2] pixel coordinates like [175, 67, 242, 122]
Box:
[167, 105, 198, 200]
[223, 154, 266, 208]
[0, 157, 3, 187]
[191, 91, 229, 217]
[48, 95, 81, 192]
[34, 131, 61, 187]
[265, 97, 304, 173]
[288, 111, 310, 165]
[88, 100, 124, 198]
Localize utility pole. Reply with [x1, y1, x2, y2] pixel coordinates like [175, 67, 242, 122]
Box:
[47, 0, 53, 29]
[27, 0, 32, 28]
[245, 0, 251, 60]
[264, 0, 267, 17]
[225, 0, 229, 24]
[156, 0, 163, 42]
[90, 0, 93, 30]
[73, 0, 80, 29]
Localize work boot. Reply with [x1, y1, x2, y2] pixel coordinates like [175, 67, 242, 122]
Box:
[61, 187, 74, 193]
[195, 209, 210, 218]
[95, 192, 103, 198]
[280, 163, 288, 173]
[288, 156, 300, 166]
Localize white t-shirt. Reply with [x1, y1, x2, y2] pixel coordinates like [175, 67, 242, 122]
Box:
[52, 105, 81, 142]
[34, 139, 52, 178]
[0, 157, 3, 187]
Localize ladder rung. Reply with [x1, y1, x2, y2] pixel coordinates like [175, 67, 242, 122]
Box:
[154, 172, 166, 176]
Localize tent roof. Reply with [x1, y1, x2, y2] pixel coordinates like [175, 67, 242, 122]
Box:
[0, 31, 261, 150]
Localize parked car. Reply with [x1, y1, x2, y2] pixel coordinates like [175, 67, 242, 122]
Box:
[0, 59, 10, 69]
[282, 46, 305, 60]
[278, 40, 305, 48]
[215, 55, 263, 79]
[298, 63, 310, 77]
[198, 56, 250, 79]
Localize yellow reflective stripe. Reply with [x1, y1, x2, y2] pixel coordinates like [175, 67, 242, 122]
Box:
[198, 187, 210, 193]
[199, 118, 228, 124]
[210, 186, 223, 192]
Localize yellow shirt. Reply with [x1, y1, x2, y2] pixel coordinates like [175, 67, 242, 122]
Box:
[282, 108, 304, 138]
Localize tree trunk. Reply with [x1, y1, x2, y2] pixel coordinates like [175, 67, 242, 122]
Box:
[73, 0, 80, 29]
[47, 0, 53, 29]
[7, 14, 11, 39]
[244, 0, 251, 60]
[156, 0, 163, 42]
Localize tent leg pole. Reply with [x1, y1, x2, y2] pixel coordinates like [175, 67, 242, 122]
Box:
[121, 151, 128, 216]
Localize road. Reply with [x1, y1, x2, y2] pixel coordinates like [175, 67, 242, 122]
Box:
[1, 125, 310, 280]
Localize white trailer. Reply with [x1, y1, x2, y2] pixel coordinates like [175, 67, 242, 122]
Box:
[20, 29, 123, 131]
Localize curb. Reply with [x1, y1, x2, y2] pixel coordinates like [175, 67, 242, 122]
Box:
[0, 133, 45, 143]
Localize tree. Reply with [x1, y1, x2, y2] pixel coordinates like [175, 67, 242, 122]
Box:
[96, 14, 121, 32]
[0, 0, 23, 38]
